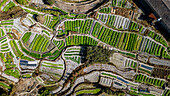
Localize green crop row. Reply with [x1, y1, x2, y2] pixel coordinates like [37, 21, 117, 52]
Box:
[31, 34, 49, 52]
[42, 30, 50, 36]
[0, 82, 11, 89]
[19, 41, 41, 59]
[0, 0, 8, 9]
[125, 59, 137, 69]
[148, 31, 168, 47]
[162, 89, 170, 96]
[76, 89, 101, 95]
[10, 40, 23, 57]
[111, 0, 127, 8]
[65, 56, 81, 64]
[129, 91, 154, 96]
[3, 1, 15, 12]
[66, 36, 98, 46]
[64, 19, 93, 34]
[53, 40, 65, 50]
[0, 28, 5, 37]
[22, 32, 31, 43]
[99, 7, 111, 13]
[101, 72, 117, 78]
[43, 62, 63, 66]
[135, 74, 165, 87]
[4, 68, 20, 78]
[41, 64, 63, 70]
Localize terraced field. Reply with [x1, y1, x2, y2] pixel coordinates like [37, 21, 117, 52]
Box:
[40, 59, 65, 81]
[22, 32, 51, 52]
[43, 15, 59, 29]
[64, 47, 81, 64]
[63, 19, 170, 59]
[135, 74, 165, 87]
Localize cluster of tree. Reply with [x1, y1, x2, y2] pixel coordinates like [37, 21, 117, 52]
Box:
[0, 88, 8, 96]
[38, 87, 50, 96]
[15, 0, 28, 5]
[42, 0, 55, 5]
[151, 68, 170, 79]
[101, 87, 125, 95]
[82, 46, 114, 64]
[0, 6, 26, 21]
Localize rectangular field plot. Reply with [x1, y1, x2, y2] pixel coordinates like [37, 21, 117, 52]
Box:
[139, 37, 168, 58]
[0, 82, 11, 89]
[124, 59, 137, 69]
[0, 37, 9, 53]
[148, 31, 168, 47]
[64, 19, 94, 34]
[138, 63, 153, 74]
[40, 59, 64, 81]
[43, 15, 59, 29]
[111, 0, 130, 8]
[4, 68, 20, 79]
[0, 28, 6, 37]
[22, 33, 52, 52]
[53, 40, 65, 50]
[3, 1, 15, 12]
[64, 47, 81, 64]
[65, 36, 98, 46]
[135, 74, 166, 88]
[97, 13, 131, 30]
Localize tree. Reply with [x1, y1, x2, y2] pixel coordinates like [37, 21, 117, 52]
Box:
[43, 0, 55, 5]
[16, 0, 28, 5]
[84, 46, 114, 64]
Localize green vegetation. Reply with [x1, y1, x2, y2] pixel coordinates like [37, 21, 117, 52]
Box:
[53, 40, 65, 50]
[22, 74, 32, 78]
[43, 62, 63, 66]
[0, 82, 11, 89]
[3, 1, 15, 12]
[28, 34, 50, 52]
[130, 87, 138, 91]
[16, 0, 28, 5]
[111, 0, 127, 8]
[76, 89, 101, 95]
[8, 34, 13, 39]
[22, 32, 31, 43]
[99, 7, 111, 13]
[135, 74, 165, 87]
[148, 31, 168, 47]
[0, 28, 5, 37]
[42, 30, 50, 36]
[139, 68, 151, 74]
[64, 20, 169, 58]
[66, 36, 98, 46]
[4, 68, 20, 78]
[9, 40, 34, 61]
[10, 40, 23, 57]
[84, 46, 114, 64]
[64, 48, 81, 64]
[124, 59, 137, 69]
[41, 64, 63, 70]
[168, 75, 170, 79]
[118, 51, 136, 58]
[129, 91, 154, 96]
[0, 0, 8, 9]
[102, 72, 117, 78]
[162, 89, 170, 96]
[43, 15, 59, 29]
[19, 40, 41, 59]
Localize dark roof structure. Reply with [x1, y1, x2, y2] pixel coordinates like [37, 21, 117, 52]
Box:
[144, 0, 170, 33]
